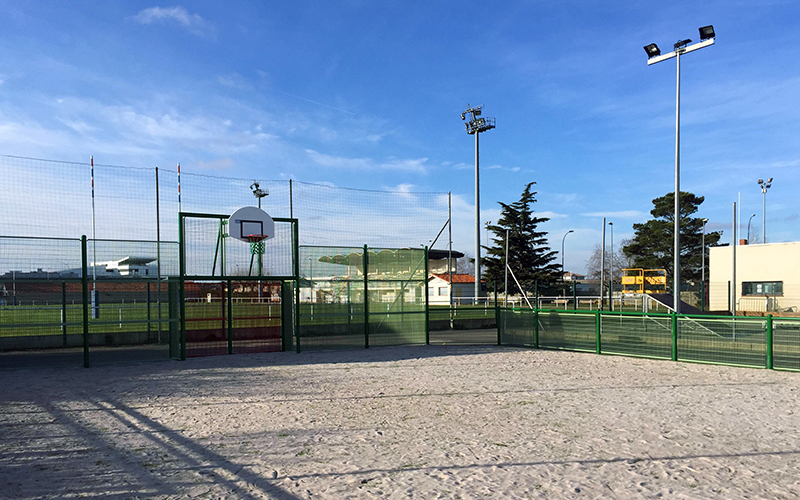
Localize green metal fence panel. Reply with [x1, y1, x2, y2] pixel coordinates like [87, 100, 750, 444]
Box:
[367, 248, 427, 347]
[773, 318, 800, 371]
[296, 246, 427, 351]
[428, 304, 496, 331]
[677, 316, 767, 368]
[600, 312, 673, 360]
[537, 310, 596, 352]
[497, 308, 536, 346]
[297, 246, 366, 351]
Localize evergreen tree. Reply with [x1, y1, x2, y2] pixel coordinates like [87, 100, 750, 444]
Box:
[623, 191, 722, 283]
[483, 182, 560, 293]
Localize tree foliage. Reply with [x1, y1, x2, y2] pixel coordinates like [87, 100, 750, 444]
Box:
[482, 182, 560, 293]
[622, 191, 722, 283]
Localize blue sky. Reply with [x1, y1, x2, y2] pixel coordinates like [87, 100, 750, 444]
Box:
[1, 1, 799, 274]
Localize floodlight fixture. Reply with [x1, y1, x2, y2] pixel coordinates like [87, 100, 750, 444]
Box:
[699, 25, 715, 40]
[644, 26, 716, 313]
[250, 181, 269, 208]
[644, 43, 661, 58]
[460, 104, 496, 303]
[758, 177, 774, 242]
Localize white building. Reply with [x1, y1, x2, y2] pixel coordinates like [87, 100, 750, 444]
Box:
[427, 273, 476, 305]
[709, 241, 799, 314]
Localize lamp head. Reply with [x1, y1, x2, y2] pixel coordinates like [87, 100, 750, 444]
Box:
[643, 43, 661, 58]
[674, 39, 692, 50]
[698, 25, 715, 40]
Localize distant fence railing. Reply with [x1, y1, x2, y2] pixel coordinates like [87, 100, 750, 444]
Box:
[498, 307, 800, 371]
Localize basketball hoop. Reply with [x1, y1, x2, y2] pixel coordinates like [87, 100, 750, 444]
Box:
[247, 234, 267, 255]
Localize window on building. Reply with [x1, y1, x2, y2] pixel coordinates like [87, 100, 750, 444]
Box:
[742, 281, 783, 296]
[428, 287, 434, 296]
[438, 287, 447, 296]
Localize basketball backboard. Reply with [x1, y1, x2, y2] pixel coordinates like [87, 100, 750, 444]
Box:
[228, 206, 275, 242]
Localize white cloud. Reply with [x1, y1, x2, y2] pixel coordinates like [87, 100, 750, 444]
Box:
[538, 211, 568, 219]
[305, 149, 429, 174]
[196, 158, 235, 170]
[218, 74, 252, 90]
[581, 210, 648, 219]
[133, 6, 215, 38]
[487, 164, 521, 173]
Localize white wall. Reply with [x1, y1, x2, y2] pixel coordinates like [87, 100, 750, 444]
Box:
[709, 241, 800, 313]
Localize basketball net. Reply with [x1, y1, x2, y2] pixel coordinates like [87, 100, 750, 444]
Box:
[246, 234, 267, 255]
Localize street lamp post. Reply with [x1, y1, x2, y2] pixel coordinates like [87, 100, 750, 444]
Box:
[701, 218, 708, 311]
[644, 25, 716, 314]
[758, 178, 773, 243]
[747, 213, 756, 244]
[461, 105, 495, 305]
[561, 230, 574, 280]
[608, 222, 614, 311]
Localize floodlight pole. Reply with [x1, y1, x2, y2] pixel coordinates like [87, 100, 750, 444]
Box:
[474, 130, 480, 305]
[461, 105, 495, 305]
[646, 35, 715, 314]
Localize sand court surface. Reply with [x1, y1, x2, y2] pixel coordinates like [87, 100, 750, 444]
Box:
[2, 345, 800, 499]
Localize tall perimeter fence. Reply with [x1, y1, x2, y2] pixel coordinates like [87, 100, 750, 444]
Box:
[498, 306, 800, 371]
[0, 154, 450, 367]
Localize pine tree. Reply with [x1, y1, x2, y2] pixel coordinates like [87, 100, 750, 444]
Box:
[482, 182, 560, 293]
[623, 191, 722, 283]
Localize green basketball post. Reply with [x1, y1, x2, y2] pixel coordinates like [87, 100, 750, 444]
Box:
[227, 280, 233, 355]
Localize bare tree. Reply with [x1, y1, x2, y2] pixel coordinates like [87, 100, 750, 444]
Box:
[456, 255, 475, 276]
[585, 238, 633, 280]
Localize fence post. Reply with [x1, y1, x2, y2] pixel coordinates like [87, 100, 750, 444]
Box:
[363, 245, 370, 349]
[146, 281, 151, 339]
[293, 219, 301, 353]
[534, 308, 539, 348]
[495, 280, 500, 346]
[767, 314, 774, 370]
[595, 309, 601, 354]
[179, 214, 186, 361]
[81, 236, 90, 368]
[671, 311, 678, 361]
[227, 280, 233, 354]
[425, 247, 430, 345]
[62, 281, 68, 347]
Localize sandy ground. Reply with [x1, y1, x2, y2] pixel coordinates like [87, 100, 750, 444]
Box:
[2, 345, 800, 499]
